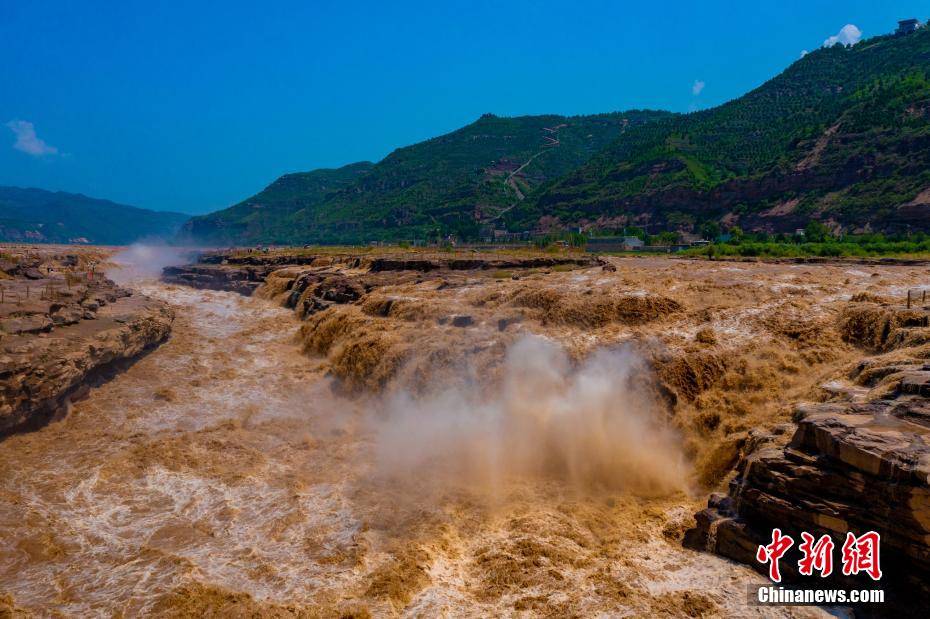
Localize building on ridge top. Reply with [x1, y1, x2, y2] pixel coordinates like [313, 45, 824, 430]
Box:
[896, 18, 921, 35]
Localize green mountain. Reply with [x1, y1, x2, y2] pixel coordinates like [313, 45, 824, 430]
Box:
[180, 162, 375, 245]
[303, 112, 670, 243]
[510, 29, 930, 235]
[185, 27, 930, 245]
[0, 186, 189, 245]
[183, 111, 670, 245]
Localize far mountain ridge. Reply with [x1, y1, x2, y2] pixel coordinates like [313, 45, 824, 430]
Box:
[0, 186, 189, 245]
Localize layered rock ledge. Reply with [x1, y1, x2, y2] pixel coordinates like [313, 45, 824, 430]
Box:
[162, 250, 601, 295]
[161, 250, 687, 394]
[1, 251, 173, 435]
[685, 300, 930, 614]
[161, 264, 274, 296]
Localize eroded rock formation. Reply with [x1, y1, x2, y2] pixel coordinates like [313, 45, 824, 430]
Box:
[1, 250, 173, 435]
[161, 264, 273, 296]
[162, 250, 685, 394]
[686, 300, 930, 614]
[161, 250, 602, 296]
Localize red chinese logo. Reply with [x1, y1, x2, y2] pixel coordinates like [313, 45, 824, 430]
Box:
[756, 529, 882, 582]
[798, 532, 834, 577]
[756, 528, 794, 583]
[841, 531, 882, 581]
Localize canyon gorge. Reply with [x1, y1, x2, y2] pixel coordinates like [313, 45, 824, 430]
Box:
[1, 245, 928, 616]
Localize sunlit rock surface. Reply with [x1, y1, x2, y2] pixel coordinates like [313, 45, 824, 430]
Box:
[1, 247, 173, 434]
[686, 301, 930, 615]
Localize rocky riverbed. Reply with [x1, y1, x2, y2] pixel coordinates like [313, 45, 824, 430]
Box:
[0, 246, 173, 435]
[2, 246, 929, 615]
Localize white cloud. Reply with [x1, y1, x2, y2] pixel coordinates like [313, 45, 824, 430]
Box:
[692, 79, 705, 96]
[800, 49, 809, 58]
[6, 119, 59, 156]
[823, 24, 862, 48]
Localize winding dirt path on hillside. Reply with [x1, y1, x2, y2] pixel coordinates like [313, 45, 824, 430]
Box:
[489, 126, 563, 223]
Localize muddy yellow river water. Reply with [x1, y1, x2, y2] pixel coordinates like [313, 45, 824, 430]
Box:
[0, 283, 829, 617]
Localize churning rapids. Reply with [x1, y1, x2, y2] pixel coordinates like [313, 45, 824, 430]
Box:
[0, 282, 829, 617]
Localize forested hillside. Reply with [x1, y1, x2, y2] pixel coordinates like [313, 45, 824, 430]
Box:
[180, 162, 374, 245]
[182, 111, 670, 244]
[511, 29, 930, 234]
[183, 28, 930, 245]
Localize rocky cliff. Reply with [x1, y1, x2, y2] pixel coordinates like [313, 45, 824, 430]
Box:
[685, 297, 930, 615]
[161, 264, 274, 296]
[0, 250, 174, 435]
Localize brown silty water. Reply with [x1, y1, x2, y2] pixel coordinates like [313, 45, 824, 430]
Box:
[3, 256, 927, 616]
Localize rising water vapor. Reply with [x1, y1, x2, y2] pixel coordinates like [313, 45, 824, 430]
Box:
[371, 335, 689, 495]
[108, 244, 189, 284]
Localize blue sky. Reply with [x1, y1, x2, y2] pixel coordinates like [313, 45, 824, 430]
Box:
[1, 1, 927, 214]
